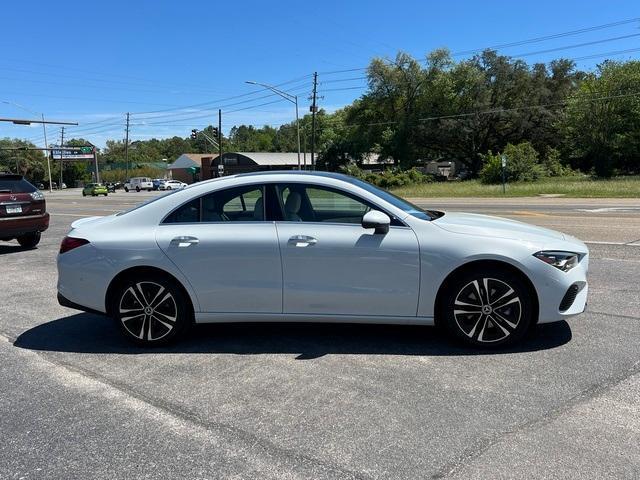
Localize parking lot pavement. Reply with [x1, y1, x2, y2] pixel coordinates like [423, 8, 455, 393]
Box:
[1, 192, 639, 479]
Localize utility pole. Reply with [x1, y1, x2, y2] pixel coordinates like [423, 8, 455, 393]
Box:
[42, 113, 52, 192]
[93, 146, 100, 183]
[59, 126, 64, 189]
[218, 109, 222, 163]
[310, 71, 318, 170]
[124, 112, 130, 180]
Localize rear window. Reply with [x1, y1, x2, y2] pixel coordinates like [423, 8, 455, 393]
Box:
[0, 177, 37, 193]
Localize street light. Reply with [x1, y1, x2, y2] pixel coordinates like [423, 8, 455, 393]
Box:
[1, 100, 53, 192]
[245, 80, 302, 170]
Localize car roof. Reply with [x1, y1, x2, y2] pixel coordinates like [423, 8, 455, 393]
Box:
[0, 173, 23, 180]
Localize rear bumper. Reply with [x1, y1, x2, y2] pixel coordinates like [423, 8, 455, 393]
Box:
[57, 292, 104, 316]
[0, 213, 49, 239]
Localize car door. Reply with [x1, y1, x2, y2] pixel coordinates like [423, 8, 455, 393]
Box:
[155, 184, 282, 313]
[274, 183, 420, 317]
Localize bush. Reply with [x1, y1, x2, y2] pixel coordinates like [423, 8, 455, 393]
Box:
[339, 164, 435, 188]
[541, 148, 573, 177]
[480, 142, 545, 184]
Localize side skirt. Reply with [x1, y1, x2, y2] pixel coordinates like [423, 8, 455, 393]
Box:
[195, 312, 435, 326]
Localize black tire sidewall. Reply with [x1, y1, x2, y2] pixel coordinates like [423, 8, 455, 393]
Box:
[111, 274, 191, 346]
[17, 231, 41, 249]
[440, 268, 533, 348]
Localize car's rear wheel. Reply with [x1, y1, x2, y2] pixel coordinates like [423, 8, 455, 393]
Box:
[136, 186, 140, 192]
[440, 268, 533, 348]
[111, 274, 191, 346]
[17, 231, 41, 249]
[124, 187, 129, 192]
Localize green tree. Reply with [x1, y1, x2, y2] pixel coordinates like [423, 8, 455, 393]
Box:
[560, 60, 640, 177]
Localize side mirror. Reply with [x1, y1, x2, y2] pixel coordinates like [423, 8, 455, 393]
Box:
[362, 210, 390, 234]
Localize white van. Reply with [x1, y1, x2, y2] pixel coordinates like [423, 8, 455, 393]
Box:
[124, 177, 153, 192]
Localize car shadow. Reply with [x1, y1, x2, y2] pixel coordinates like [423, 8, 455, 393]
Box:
[0, 244, 28, 255]
[13, 313, 572, 358]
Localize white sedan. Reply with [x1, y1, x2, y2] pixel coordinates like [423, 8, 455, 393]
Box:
[159, 180, 187, 190]
[57, 171, 588, 347]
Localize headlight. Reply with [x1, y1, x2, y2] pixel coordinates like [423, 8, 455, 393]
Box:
[533, 251, 580, 272]
[30, 191, 44, 201]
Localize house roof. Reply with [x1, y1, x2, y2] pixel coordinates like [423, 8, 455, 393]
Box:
[167, 153, 215, 170]
[233, 152, 313, 166]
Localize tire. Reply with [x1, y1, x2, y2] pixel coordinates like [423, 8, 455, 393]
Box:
[111, 273, 192, 346]
[17, 231, 41, 249]
[124, 187, 129, 192]
[104, 193, 108, 196]
[82, 191, 86, 197]
[136, 186, 140, 192]
[439, 267, 533, 348]
[166, 186, 172, 190]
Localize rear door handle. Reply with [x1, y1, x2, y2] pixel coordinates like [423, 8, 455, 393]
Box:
[288, 235, 317, 247]
[170, 236, 199, 247]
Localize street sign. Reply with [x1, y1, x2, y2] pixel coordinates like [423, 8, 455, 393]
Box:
[51, 146, 94, 160]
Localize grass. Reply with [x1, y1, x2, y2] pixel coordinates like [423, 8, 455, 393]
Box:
[390, 175, 640, 198]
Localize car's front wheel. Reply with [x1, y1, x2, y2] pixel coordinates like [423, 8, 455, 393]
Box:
[439, 268, 533, 347]
[17, 231, 41, 249]
[111, 274, 192, 346]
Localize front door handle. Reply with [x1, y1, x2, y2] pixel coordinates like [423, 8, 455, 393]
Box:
[288, 235, 317, 247]
[170, 236, 199, 248]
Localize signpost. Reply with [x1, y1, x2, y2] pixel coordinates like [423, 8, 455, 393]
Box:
[501, 155, 507, 194]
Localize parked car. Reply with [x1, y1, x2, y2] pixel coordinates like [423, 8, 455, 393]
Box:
[124, 177, 153, 192]
[82, 183, 108, 197]
[57, 171, 588, 347]
[0, 173, 49, 248]
[159, 180, 187, 190]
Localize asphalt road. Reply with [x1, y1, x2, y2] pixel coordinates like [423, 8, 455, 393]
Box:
[1, 189, 639, 479]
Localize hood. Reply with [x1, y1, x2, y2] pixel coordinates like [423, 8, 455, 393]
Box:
[433, 212, 566, 242]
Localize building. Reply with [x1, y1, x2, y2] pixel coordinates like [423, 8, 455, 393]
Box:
[167, 153, 213, 183]
[200, 152, 313, 180]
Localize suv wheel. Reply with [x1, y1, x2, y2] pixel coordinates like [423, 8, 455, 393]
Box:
[439, 268, 533, 347]
[17, 231, 41, 249]
[124, 187, 129, 192]
[111, 274, 192, 346]
[136, 186, 140, 192]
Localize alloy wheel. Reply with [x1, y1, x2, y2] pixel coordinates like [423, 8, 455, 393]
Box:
[453, 277, 522, 343]
[118, 281, 177, 341]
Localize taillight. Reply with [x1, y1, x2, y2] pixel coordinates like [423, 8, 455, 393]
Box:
[59, 236, 89, 254]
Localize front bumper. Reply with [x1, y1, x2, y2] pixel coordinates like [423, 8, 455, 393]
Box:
[0, 213, 49, 239]
[531, 253, 589, 323]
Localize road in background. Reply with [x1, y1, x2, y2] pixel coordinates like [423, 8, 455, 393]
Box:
[1, 189, 639, 479]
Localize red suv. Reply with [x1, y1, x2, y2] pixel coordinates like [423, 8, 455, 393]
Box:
[0, 173, 50, 248]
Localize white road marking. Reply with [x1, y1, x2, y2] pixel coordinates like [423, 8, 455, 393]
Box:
[584, 240, 640, 246]
[577, 207, 640, 213]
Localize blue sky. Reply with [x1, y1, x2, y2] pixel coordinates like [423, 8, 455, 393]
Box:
[1, 0, 639, 148]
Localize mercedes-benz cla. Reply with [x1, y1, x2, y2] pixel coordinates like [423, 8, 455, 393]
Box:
[57, 172, 588, 347]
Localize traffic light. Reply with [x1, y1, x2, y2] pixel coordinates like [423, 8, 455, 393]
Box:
[190, 129, 198, 140]
[212, 127, 219, 138]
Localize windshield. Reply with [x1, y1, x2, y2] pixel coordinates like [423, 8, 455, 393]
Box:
[347, 177, 441, 221]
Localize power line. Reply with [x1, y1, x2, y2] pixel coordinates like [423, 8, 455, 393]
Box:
[510, 33, 640, 58]
[452, 17, 640, 56]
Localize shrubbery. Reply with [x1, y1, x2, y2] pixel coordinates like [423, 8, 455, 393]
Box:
[479, 142, 573, 184]
[340, 164, 434, 188]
